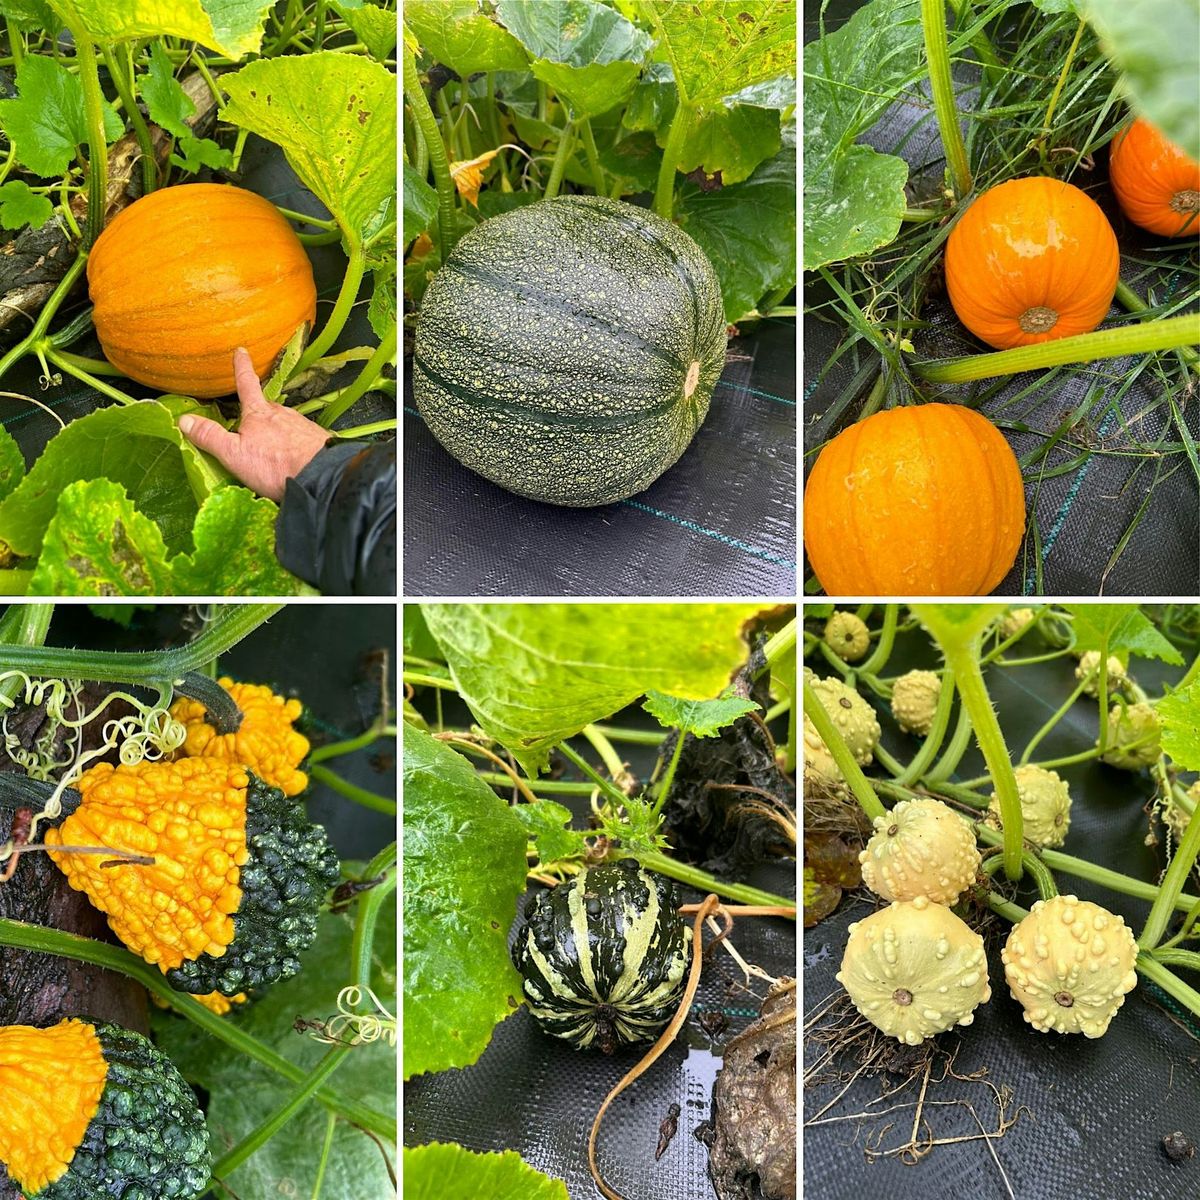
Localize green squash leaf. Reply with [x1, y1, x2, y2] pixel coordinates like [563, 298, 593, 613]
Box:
[222, 52, 396, 247]
[1065, 603, 1185, 665]
[677, 145, 796, 322]
[643, 690, 758, 737]
[1080, 0, 1199, 159]
[0, 53, 123, 177]
[404, 0, 528, 74]
[402, 727, 529, 1080]
[0, 423, 25, 504]
[1157, 682, 1200, 771]
[645, 0, 797, 107]
[403, 1144, 568, 1200]
[802, 0, 921, 270]
[0, 179, 53, 230]
[329, 0, 397, 62]
[0, 402, 206, 559]
[28, 478, 174, 595]
[403, 161, 438, 246]
[421, 602, 762, 773]
[171, 487, 311, 597]
[510, 798, 588, 867]
[496, 0, 651, 119]
[47, 0, 267, 58]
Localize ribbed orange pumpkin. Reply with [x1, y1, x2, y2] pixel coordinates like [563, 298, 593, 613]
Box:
[1109, 117, 1200, 237]
[804, 404, 1026, 596]
[944, 177, 1118, 350]
[87, 184, 317, 398]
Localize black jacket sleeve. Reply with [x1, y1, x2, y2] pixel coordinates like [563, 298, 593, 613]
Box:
[274, 440, 396, 595]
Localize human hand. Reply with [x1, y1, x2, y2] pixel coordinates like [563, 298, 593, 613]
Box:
[177, 347, 331, 502]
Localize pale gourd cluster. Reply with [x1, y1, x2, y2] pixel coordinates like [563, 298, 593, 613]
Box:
[1074, 650, 1127, 698]
[824, 611, 871, 662]
[803, 674, 880, 789]
[988, 764, 1072, 848]
[890, 669, 942, 737]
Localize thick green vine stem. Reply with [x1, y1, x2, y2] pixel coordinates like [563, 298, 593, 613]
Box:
[637, 850, 795, 913]
[894, 667, 956, 786]
[0, 605, 52, 706]
[1135, 952, 1200, 1021]
[653, 100, 694, 219]
[402, 43, 458, 264]
[914, 313, 1200, 382]
[316, 320, 398, 428]
[172, 671, 244, 734]
[920, 0, 972, 197]
[912, 605, 1024, 879]
[802, 683, 886, 822]
[72, 25, 109, 245]
[0, 604, 281, 685]
[543, 122, 576, 201]
[0, 252, 88, 385]
[857, 604, 897, 676]
[294, 242, 366, 377]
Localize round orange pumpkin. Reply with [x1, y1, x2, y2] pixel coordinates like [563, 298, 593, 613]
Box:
[944, 177, 1118, 350]
[803, 404, 1026, 596]
[1109, 117, 1200, 237]
[87, 184, 317, 398]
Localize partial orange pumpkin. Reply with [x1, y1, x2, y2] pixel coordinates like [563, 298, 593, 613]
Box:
[804, 404, 1026, 596]
[944, 177, 1118, 350]
[87, 184, 317, 398]
[1109, 117, 1200, 237]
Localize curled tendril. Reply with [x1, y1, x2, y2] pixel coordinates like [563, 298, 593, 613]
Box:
[0, 671, 187, 865]
[310, 986, 397, 1048]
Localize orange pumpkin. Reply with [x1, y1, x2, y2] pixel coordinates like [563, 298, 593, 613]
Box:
[87, 184, 317, 398]
[944, 177, 1118, 350]
[803, 404, 1026, 596]
[1109, 117, 1200, 237]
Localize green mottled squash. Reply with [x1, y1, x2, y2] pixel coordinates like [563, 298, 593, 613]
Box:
[413, 196, 727, 507]
[512, 860, 691, 1052]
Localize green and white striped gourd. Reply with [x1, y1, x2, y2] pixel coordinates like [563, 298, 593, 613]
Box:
[512, 860, 691, 1052]
[413, 196, 727, 507]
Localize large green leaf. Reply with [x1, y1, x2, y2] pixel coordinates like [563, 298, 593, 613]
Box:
[0, 402, 206, 559]
[421, 603, 762, 772]
[405, 0, 527, 74]
[404, 1144, 568, 1200]
[802, 0, 922, 270]
[403, 161, 438, 246]
[223, 52, 396, 247]
[1065, 604, 1185, 665]
[496, 0, 651, 118]
[28, 477, 174, 595]
[0, 424, 24, 504]
[1157, 682, 1200, 772]
[48, 0, 267, 58]
[646, 0, 796, 106]
[677, 145, 796, 321]
[1080, 0, 1199, 159]
[402, 727, 528, 1080]
[153, 904, 396, 1200]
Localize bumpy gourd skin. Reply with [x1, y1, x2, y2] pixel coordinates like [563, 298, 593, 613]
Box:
[988, 764, 1072, 848]
[1109, 117, 1200, 237]
[171, 677, 310, 797]
[512, 860, 691, 1053]
[1001, 895, 1138, 1037]
[0, 1019, 210, 1199]
[803, 676, 880, 787]
[413, 195, 727, 507]
[46, 760, 339, 997]
[945, 177, 1119, 349]
[859, 798, 981, 904]
[1100, 702, 1161, 769]
[824, 612, 870, 662]
[890, 670, 942, 736]
[837, 897, 991, 1045]
[999, 607, 1036, 639]
[1074, 651, 1126, 698]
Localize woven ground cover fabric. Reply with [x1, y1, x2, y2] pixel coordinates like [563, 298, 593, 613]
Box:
[0, 138, 390, 470]
[803, 634, 1200, 1200]
[803, 2, 1200, 596]
[403, 319, 796, 597]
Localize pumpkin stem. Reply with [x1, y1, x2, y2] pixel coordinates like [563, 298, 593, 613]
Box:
[1018, 305, 1058, 334]
[1054, 990, 1075, 1008]
[1171, 189, 1199, 215]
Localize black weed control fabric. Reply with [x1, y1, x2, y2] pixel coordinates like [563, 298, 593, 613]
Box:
[803, 2, 1200, 596]
[804, 637, 1200, 1200]
[0, 138, 391, 486]
[403, 318, 796, 597]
